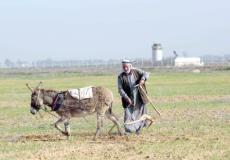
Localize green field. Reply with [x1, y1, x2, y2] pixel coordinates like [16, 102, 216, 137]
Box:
[0, 70, 230, 160]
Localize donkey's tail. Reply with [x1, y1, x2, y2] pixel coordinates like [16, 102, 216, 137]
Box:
[108, 101, 113, 114]
[108, 102, 119, 121]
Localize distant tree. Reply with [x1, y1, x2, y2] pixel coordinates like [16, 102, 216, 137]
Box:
[4, 59, 14, 68]
[16, 60, 23, 68]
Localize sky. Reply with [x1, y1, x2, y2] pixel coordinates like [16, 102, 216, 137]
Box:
[0, 0, 230, 62]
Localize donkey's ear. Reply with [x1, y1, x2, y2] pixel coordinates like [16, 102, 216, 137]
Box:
[26, 83, 33, 92]
[36, 81, 43, 89]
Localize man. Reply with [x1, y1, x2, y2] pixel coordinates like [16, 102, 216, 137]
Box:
[117, 59, 149, 134]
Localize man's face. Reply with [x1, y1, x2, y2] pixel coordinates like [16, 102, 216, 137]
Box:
[122, 63, 131, 73]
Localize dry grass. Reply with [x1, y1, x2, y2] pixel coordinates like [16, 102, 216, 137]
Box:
[1, 107, 230, 160]
[0, 71, 230, 160]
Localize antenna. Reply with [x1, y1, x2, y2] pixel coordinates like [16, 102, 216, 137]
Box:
[173, 50, 178, 58]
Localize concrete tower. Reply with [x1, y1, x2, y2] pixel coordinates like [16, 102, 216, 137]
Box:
[152, 43, 163, 66]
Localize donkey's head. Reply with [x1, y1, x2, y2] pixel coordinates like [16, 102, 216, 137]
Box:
[26, 82, 44, 115]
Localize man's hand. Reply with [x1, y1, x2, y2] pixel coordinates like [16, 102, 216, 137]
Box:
[126, 97, 132, 106]
[139, 79, 145, 85]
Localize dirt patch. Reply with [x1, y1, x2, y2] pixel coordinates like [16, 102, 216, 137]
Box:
[2, 131, 190, 145]
[3, 134, 66, 142]
[2, 132, 130, 143]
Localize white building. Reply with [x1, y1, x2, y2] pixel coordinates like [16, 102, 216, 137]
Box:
[175, 57, 204, 67]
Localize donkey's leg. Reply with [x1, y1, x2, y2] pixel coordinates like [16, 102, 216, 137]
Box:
[94, 113, 102, 140]
[100, 115, 104, 128]
[108, 124, 116, 135]
[64, 120, 71, 137]
[54, 117, 68, 136]
[105, 111, 124, 136]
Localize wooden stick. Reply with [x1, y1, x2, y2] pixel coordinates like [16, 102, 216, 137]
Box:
[139, 85, 161, 116]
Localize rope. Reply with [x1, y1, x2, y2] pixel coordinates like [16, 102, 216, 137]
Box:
[41, 107, 60, 119]
[39, 86, 160, 129]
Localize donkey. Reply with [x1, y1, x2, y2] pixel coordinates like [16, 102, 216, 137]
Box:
[26, 82, 124, 139]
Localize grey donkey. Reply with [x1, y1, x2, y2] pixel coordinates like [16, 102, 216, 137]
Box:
[26, 82, 124, 140]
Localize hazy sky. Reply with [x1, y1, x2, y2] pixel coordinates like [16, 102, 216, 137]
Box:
[0, 0, 229, 62]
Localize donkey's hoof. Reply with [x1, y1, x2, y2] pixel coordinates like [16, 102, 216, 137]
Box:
[119, 131, 125, 136]
[61, 131, 70, 136]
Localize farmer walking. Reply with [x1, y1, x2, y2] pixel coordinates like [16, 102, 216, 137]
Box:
[117, 59, 150, 134]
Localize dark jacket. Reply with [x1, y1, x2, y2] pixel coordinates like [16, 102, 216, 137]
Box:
[118, 69, 149, 108]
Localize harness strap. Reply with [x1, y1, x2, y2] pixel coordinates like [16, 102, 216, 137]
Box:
[51, 95, 59, 111]
[51, 93, 65, 111]
[41, 108, 60, 119]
